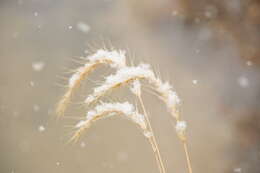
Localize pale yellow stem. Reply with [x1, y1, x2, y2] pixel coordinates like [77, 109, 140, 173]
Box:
[138, 95, 166, 173]
[183, 141, 193, 173]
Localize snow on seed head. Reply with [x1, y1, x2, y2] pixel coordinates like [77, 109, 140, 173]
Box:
[75, 102, 147, 135]
[68, 67, 85, 87]
[87, 49, 126, 68]
[130, 80, 141, 96]
[84, 64, 155, 105]
[153, 79, 181, 110]
[92, 102, 134, 117]
[175, 121, 187, 141]
[75, 120, 87, 128]
[175, 121, 187, 132]
[167, 91, 181, 108]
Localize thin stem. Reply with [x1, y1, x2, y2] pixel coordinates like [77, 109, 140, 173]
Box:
[138, 95, 166, 173]
[147, 138, 163, 173]
[183, 141, 193, 173]
[173, 112, 193, 173]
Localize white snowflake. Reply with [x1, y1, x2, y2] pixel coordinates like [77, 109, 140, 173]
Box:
[77, 22, 90, 33]
[32, 61, 45, 71]
[237, 76, 249, 88]
[33, 104, 40, 112]
[192, 80, 198, 85]
[38, 125, 45, 132]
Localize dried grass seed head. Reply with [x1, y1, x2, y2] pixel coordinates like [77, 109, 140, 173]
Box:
[57, 49, 127, 117]
[84, 64, 155, 104]
[75, 102, 148, 136]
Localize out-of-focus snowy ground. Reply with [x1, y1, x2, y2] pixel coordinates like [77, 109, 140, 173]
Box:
[1, 0, 260, 173]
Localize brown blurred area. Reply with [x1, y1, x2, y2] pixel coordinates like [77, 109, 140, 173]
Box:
[1, 0, 260, 173]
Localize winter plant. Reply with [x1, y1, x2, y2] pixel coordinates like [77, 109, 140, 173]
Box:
[56, 49, 193, 173]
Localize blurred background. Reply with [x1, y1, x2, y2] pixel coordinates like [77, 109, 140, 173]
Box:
[1, 0, 260, 172]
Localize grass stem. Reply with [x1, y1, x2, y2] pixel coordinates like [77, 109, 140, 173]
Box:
[138, 95, 166, 173]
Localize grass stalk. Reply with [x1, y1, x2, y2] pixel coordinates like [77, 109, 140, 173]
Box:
[138, 94, 166, 173]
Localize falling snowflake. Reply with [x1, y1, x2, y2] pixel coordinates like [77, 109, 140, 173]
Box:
[32, 61, 45, 71]
[195, 49, 200, 54]
[38, 125, 45, 132]
[246, 60, 253, 66]
[171, 11, 178, 16]
[237, 76, 249, 88]
[77, 22, 90, 33]
[33, 104, 40, 112]
[233, 167, 242, 173]
[80, 142, 86, 148]
[30, 81, 35, 87]
[192, 80, 198, 85]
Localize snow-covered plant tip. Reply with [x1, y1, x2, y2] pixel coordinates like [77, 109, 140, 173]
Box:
[56, 49, 193, 173]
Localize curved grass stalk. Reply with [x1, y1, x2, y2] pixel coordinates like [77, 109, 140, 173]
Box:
[56, 49, 126, 117]
[70, 102, 148, 141]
